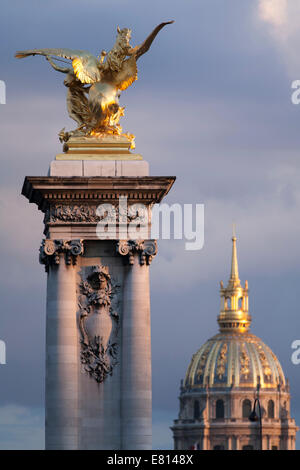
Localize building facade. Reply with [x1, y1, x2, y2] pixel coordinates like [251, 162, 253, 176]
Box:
[172, 236, 298, 450]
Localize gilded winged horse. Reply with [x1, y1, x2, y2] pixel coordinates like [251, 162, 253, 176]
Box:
[15, 22, 173, 142]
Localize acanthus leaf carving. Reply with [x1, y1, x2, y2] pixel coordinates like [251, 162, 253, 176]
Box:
[117, 239, 157, 265]
[39, 239, 84, 271]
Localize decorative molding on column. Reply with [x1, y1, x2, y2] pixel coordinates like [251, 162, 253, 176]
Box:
[117, 239, 157, 265]
[47, 205, 102, 224]
[39, 239, 84, 271]
[45, 203, 147, 225]
[22, 176, 175, 240]
[78, 265, 121, 384]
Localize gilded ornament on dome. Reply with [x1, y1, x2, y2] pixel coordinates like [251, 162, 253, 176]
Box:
[240, 343, 250, 379]
[195, 346, 210, 383]
[258, 346, 272, 378]
[216, 343, 228, 379]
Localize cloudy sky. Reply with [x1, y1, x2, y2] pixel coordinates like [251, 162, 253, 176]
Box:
[1, 0, 300, 449]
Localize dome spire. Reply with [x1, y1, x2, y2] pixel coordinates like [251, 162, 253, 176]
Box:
[230, 224, 240, 283]
[218, 231, 251, 333]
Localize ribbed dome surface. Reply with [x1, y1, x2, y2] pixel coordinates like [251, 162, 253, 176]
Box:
[184, 332, 286, 390]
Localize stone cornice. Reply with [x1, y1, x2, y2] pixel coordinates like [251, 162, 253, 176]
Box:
[22, 176, 176, 213]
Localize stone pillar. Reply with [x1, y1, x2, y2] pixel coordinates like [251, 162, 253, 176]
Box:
[22, 172, 175, 450]
[41, 239, 84, 450]
[227, 436, 232, 450]
[118, 240, 157, 450]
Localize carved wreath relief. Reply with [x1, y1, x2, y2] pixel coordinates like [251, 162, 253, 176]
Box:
[78, 265, 121, 384]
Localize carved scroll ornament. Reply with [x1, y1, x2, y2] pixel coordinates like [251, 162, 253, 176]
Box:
[117, 239, 157, 265]
[39, 239, 84, 271]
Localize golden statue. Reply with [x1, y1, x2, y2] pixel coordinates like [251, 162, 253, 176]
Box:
[15, 22, 173, 144]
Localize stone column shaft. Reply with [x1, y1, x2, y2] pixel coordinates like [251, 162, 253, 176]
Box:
[45, 257, 79, 449]
[121, 255, 152, 449]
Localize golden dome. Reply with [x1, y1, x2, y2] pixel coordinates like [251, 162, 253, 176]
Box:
[183, 331, 286, 390]
[183, 234, 286, 391]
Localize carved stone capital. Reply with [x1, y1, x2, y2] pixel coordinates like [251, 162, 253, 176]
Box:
[116, 239, 157, 265]
[39, 239, 84, 271]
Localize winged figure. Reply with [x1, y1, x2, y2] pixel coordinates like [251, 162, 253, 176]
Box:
[15, 22, 173, 143]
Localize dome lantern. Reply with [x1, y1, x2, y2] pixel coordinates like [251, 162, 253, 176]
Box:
[218, 234, 251, 332]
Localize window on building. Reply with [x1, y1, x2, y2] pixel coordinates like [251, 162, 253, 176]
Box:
[268, 400, 275, 419]
[242, 399, 252, 418]
[216, 399, 224, 419]
[213, 445, 225, 450]
[194, 400, 200, 420]
[242, 445, 254, 450]
[271, 446, 278, 450]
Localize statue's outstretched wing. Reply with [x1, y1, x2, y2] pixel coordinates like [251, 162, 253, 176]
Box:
[15, 48, 101, 84]
[113, 56, 138, 91]
[134, 21, 174, 61]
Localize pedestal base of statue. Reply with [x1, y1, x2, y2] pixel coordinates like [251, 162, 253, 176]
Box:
[22, 137, 175, 450]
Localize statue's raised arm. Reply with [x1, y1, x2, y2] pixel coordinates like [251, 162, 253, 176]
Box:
[15, 22, 174, 144]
